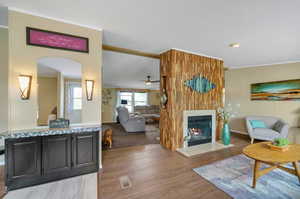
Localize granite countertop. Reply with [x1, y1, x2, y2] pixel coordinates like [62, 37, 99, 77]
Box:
[0, 125, 101, 139]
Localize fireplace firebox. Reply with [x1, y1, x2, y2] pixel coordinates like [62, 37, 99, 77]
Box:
[187, 115, 212, 146]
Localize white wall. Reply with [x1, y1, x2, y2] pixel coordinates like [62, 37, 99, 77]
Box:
[0, 6, 8, 27]
[0, 27, 8, 132]
[57, 72, 65, 118]
[8, 10, 102, 130]
[37, 77, 58, 125]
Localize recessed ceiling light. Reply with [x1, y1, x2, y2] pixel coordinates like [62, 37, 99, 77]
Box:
[229, 43, 240, 48]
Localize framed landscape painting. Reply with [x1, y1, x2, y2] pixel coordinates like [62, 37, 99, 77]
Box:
[251, 79, 300, 101]
[26, 27, 89, 53]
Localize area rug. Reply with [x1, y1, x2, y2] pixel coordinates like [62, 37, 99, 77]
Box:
[193, 155, 300, 199]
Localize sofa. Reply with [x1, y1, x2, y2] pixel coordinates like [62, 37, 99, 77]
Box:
[134, 105, 160, 123]
[116, 106, 146, 133]
[245, 116, 289, 144]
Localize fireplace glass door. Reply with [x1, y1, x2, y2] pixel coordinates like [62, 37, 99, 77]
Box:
[187, 115, 212, 146]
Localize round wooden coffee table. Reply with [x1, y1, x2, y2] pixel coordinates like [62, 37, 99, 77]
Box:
[243, 142, 300, 188]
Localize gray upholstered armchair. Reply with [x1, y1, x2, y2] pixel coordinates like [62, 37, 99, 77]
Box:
[116, 107, 146, 133]
[245, 116, 289, 144]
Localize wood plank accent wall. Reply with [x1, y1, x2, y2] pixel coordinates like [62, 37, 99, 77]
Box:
[160, 49, 224, 151]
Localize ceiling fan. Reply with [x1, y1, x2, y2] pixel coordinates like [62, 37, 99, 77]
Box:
[144, 76, 160, 85]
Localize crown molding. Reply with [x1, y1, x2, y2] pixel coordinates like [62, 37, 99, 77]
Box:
[8, 7, 102, 31]
[229, 60, 300, 70]
[0, 25, 8, 29]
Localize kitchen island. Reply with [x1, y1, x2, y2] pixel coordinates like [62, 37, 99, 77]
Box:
[1, 125, 101, 191]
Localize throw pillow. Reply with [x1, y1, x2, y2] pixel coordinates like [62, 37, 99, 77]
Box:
[250, 120, 266, 128]
[273, 121, 284, 132]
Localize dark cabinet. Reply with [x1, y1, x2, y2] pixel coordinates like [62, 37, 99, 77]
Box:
[6, 137, 42, 189]
[5, 131, 99, 191]
[73, 133, 98, 170]
[6, 137, 42, 179]
[42, 134, 72, 176]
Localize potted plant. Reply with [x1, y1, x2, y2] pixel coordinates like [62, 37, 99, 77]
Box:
[268, 138, 290, 152]
[217, 104, 239, 145]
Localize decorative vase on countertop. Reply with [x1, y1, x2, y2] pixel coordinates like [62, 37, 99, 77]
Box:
[222, 123, 231, 145]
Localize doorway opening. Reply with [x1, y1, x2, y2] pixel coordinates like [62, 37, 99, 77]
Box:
[101, 48, 160, 149]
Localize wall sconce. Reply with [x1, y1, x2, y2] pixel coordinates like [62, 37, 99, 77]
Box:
[18, 75, 32, 100]
[86, 80, 94, 101]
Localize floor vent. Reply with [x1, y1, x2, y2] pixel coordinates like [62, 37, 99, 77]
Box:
[119, 176, 132, 189]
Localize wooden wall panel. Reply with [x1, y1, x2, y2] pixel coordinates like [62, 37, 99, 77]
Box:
[160, 49, 224, 151]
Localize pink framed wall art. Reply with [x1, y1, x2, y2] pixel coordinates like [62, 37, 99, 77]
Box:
[26, 27, 89, 53]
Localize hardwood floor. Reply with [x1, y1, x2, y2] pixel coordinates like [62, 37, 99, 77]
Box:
[0, 167, 5, 199]
[102, 123, 159, 149]
[98, 133, 250, 199]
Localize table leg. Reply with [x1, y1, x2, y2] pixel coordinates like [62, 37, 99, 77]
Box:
[252, 160, 261, 188]
[293, 161, 300, 184]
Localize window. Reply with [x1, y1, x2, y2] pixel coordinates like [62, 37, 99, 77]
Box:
[118, 91, 148, 112]
[134, 92, 148, 106]
[72, 87, 82, 110]
[119, 92, 133, 112]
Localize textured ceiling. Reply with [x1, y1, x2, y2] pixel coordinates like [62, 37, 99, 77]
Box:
[37, 57, 82, 79]
[103, 51, 160, 90]
[1, 0, 300, 88]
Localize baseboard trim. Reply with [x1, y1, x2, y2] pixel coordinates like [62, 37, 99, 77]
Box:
[102, 122, 118, 125]
[231, 129, 248, 135]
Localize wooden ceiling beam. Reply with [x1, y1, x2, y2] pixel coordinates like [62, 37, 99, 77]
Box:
[102, 45, 229, 70]
[102, 44, 160, 59]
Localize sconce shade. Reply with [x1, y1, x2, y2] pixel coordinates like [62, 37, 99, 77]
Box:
[18, 75, 32, 100]
[86, 80, 94, 101]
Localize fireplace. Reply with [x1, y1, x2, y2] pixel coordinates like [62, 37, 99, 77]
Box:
[187, 115, 212, 146]
[183, 110, 216, 148]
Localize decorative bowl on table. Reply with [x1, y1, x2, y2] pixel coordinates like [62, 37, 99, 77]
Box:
[267, 138, 290, 152]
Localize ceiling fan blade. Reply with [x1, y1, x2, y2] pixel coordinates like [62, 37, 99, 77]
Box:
[150, 80, 160, 83]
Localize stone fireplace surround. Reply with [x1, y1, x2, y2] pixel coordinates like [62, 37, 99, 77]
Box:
[183, 110, 216, 148]
[178, 109, 233, 157]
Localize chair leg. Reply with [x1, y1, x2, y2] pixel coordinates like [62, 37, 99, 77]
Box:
[251, 138, 254, 144]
